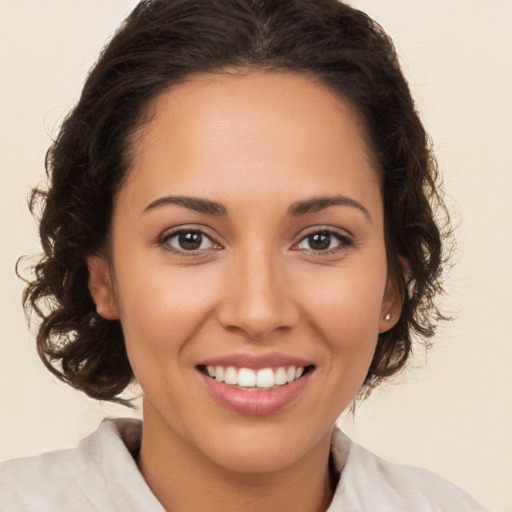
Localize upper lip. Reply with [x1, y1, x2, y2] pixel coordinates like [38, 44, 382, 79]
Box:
[197, 352, 314, 370]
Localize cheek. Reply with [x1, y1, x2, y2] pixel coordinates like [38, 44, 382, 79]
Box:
[296, 257, 387, 386]
[289, 265, 385, 419]
[113, 265, 221, 366]
[115, 268, 222, 420]
[299, 263, 387, 339]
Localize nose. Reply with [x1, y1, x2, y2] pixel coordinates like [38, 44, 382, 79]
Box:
[216, 249, 300, 340]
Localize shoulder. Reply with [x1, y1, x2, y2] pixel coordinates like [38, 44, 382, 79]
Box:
[0, 443, 92, 511]
[329, 428, 488, 511]
[0, 418, 163, 512]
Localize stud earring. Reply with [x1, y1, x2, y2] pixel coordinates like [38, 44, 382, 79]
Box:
[384, 313, 391, 321]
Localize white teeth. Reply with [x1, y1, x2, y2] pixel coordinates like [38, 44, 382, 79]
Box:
[286, 366, 296, 383]
[215, 365, 225, 383]
[205, 364, 308, 388]
[256, 368, 275, 388]
[238, 368, 256, 387]
[224, 366, 238, 385]
[274, 367, 287, 385]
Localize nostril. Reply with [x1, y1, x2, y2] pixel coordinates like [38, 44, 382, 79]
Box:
[216, 302, 300, 341]
[215, 270, 300, 338]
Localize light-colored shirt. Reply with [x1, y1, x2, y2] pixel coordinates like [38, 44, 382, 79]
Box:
[0, 418, 487, 511]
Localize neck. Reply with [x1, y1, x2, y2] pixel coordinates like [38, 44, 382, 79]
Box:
[137, 403, 336, 512]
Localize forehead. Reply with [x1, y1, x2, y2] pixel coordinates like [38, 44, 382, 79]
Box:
[122, 71, 381, 218]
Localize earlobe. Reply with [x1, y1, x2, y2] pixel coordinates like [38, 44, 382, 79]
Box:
[87, 255, 118, 320]
[378, 277, 402, 334]
[378, 257, 410, 333]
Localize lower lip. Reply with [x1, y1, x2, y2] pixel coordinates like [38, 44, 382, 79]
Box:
[200, 371, 312, 416]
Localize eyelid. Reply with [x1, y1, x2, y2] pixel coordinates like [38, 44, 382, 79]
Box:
[156, 224, 353, 256]
[291, 226, 354, 253]
[158, 225, 223, 254]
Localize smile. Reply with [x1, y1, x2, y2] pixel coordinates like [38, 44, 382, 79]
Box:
[197, 360, 315, 415]
[198, 365, 313, 390]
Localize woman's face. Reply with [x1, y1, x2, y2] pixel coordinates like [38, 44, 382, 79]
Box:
[89, 72, 399, 473]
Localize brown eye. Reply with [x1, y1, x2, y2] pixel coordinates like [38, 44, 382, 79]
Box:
[179, 232, 203, 250]
[164, 230, 215, 252]
[296, 230, 351, 252]
[307, 233, 331, 250]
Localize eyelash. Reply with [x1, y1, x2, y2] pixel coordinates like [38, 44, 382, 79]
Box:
[159, 227, 220, 255]
[158, 227, 353, 256]
[292, 229, 353, 256]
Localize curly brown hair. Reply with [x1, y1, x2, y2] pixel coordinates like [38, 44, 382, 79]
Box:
[21, 0, 450, 405]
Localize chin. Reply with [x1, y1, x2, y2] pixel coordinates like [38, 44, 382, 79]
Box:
[196, 422, 333, 475]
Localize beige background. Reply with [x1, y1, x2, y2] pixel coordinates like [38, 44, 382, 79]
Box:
[0, 1, 510, 510]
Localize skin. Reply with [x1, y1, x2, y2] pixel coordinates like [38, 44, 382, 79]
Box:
[88, 72, 401, 512]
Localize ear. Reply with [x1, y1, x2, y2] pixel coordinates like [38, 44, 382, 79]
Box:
[378, 257, 409, 333]
[87, 255, 119, 320]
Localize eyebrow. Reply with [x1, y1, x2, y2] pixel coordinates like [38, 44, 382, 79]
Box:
[143, 195, 227, 216]
[288, 196, 371, 221]
[143, 194, 370, 221]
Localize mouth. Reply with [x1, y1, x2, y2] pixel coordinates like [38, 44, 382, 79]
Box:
[197, 364, 315, 391]
[196, 354, 316, 415]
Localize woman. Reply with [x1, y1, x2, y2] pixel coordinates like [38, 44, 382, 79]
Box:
[0, 0, 488, 510]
